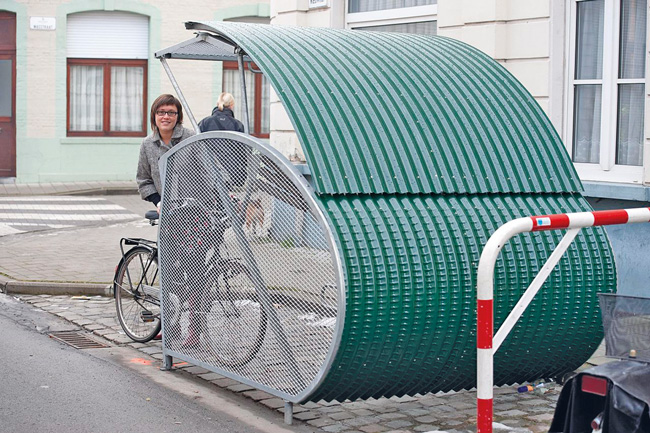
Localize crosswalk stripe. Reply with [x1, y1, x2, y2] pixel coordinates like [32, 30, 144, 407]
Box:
[0, 213, 138, 221]
[0, 197, 109, 202]
[0, 204, 126, 211]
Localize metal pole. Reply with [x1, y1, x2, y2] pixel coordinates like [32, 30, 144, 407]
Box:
[159, 57, 199, 132]
[284, 401, 293, 425]
[236, 50, 251, 134]
[476, 207, 650, 433]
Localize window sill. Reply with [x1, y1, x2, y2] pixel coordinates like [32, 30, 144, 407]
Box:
[60, 137, 143, 145]
[582, 181, 650, 202]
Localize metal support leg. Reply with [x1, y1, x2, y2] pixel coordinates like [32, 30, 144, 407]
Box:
[161, 353, 173, 371]
[236, 50, 251, 135]
[160, 57, 199, 132]
[284, 401, 293, 425]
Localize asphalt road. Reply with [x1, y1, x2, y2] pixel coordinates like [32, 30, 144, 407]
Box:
[0, 294, 309, 433]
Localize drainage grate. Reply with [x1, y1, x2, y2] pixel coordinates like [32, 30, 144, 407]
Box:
[49, 331, 109, 349]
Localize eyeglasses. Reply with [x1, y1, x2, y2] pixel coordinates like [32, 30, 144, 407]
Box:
[155, 110, 178, 117]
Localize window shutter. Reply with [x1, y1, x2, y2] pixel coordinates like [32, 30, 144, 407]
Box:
[67, 11, 149, 59]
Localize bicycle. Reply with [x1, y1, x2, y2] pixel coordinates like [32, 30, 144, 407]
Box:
[113, 199, 267, 367]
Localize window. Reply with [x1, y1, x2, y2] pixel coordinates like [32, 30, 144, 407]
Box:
[67, 59, 146, 136]
[568, 0, 646, 182]
[222, 62, 270, 138]
[347, 0, 437, 33]
[349, 0, 437, 13]
[66, 11, 148, 137]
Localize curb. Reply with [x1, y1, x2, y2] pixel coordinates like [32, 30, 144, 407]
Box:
[0, 276, 112, 297]
[61, 187, 138, 197]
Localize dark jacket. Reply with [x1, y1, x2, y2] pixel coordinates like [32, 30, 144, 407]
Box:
[198, 107, 245, 133]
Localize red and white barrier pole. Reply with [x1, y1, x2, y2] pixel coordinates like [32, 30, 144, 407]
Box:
[476, 207, 650, 433]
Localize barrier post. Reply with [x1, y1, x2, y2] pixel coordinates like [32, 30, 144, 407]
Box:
[476, 207, 650, 433]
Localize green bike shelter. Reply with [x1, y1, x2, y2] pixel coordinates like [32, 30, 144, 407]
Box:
[156, 22, 615, 404]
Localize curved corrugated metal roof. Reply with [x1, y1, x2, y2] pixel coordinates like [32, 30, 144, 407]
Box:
[187, 21, 582, 195]
[306, 192, 613, 401]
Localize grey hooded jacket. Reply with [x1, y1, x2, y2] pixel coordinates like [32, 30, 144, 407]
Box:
[136, 124, 195, 202]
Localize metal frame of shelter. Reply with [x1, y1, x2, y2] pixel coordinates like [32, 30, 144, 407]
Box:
[155, 31, 256, 134]
[154, 21, 618, 425]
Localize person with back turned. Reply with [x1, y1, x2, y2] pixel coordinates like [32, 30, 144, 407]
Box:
[198, 92, 245, 133]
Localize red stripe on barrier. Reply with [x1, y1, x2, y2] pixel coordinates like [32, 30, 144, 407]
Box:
[592, 209, 629, 226]
[530, 214, 570, 231]
[477, 398, 493, 433]
[477, 299, 493, 349]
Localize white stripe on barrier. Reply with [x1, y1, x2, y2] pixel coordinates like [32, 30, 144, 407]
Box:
[627, 207, 650, 223]
[477, 348, 494, 400]
[568, 212, 595, 228]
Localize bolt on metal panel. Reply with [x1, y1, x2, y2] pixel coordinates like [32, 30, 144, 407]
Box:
[158, 133, 343, 401]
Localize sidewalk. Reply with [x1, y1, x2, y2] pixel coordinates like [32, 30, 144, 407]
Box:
[12, 291, 566, 433]
[0, 181, 606, 433]
[0, 180, 138, 196]
[0, 181, 155, 295]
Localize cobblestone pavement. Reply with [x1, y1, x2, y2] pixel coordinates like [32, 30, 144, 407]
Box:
[16, 293, 567, 433]
[0, 184, 604, 433]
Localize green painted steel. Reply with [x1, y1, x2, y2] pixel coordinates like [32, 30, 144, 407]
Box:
[176, 22, 616, 402]
[308, 193, 614, 401]
[187, 21, 582, 195]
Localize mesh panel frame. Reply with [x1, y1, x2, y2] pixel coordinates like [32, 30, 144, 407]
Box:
[158, 132, 343, 401]
[599, 293, 650, 362]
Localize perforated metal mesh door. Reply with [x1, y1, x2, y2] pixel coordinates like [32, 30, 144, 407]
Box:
[158, 133, 341, 399]
[599, 293, 650, 362]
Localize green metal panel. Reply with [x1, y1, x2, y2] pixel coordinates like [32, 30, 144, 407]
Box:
[306, 193, 614, 402]
[167, 22, 616, 403]
[187, 21, 582, 195]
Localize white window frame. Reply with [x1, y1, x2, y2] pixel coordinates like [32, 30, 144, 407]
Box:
[345, 2, 437, 30]
[565, 0, 647, 184]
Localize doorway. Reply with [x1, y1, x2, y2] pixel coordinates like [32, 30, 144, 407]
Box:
[0, 12, 16, 178]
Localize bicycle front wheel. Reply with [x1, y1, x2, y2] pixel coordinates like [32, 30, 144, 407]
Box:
[114, 246, 161, 343]
[203, 261, 267, 367]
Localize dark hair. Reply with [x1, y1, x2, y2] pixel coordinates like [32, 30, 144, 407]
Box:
[150, 94, 183, 132]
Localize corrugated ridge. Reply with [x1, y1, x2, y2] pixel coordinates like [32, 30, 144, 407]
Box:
[305, 192, 614, 402]
[196, 22, 582, 195]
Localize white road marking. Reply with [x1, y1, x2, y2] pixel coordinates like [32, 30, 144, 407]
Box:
[0, 197, 109, 202]
[0, 213, 137, 221]
[0, 204, 126, 211]
[0, 225, 24, 236]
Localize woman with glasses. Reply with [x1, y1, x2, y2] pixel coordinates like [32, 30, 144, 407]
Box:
[136, 94, 196, 210]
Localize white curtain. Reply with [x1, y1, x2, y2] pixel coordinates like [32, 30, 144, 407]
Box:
[110, 66, 144, 132]
[349, 0, 436, 13]
[572, 0, 604, 164]
[69, 65, 103, 131]
[573, 85, 602, 163]
[616, 0, 646, 166]
[261, 75, 270, 134]
[617, 84, 644, 165]
[223, 69, 256, 131]
[356, 20, 437, 35]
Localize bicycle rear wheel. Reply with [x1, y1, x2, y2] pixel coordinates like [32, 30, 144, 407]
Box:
[114, 246, 161, 343]
[203, 261, 267, 367]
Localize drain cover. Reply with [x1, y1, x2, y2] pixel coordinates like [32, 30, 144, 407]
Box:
[49, 331, 109, 349]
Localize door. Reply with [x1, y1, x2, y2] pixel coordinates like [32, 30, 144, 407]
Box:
[0, 12, 16, 178]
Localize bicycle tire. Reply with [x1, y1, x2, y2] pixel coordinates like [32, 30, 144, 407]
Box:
[202, 261, 267, 367]
[114, 246, 161, 343]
